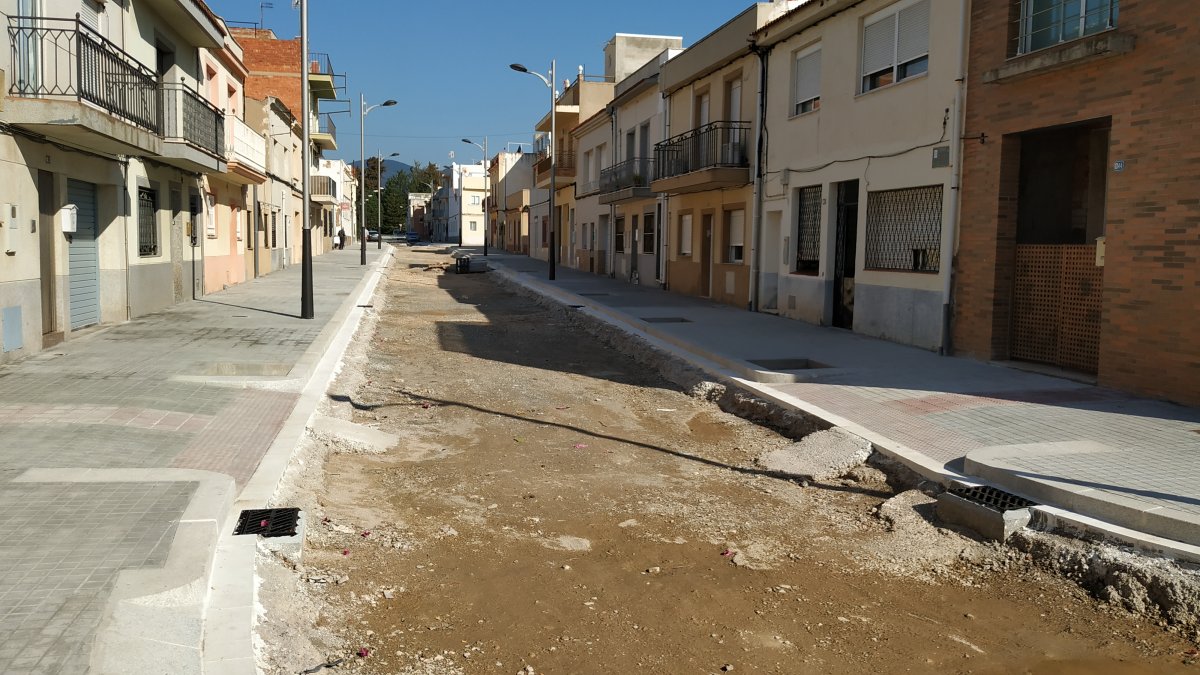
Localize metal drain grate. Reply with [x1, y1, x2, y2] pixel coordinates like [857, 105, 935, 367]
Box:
[949, 486, 1035, 512]
[641, 317, 691, 323]
[233, 508, 301, 537]
[578, 292, 610, 297]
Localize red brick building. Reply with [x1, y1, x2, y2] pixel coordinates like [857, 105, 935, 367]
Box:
[954, 0, 1200, 405]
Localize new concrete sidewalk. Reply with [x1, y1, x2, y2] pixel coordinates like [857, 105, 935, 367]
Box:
[0, 247, 390, 675]
[474, 250, 1200, 558]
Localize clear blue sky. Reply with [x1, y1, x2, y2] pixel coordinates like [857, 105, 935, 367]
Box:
[202, 0, 749, 167]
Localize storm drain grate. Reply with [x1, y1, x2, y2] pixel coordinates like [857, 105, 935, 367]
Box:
[640, 317, 691, 323]
[578, 292, 610, 297]
[949, 486, 1035, 512]
[233, 508, 301, 537]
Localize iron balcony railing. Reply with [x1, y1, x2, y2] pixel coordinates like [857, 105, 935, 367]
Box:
[160, 82, 224, 156]
[310, 175, 337, 199]
[576, 179, 601, 197]
[653, 121, 750, 181]
[536, 151, 576, 176]
[600, 157, 655, 193]
[8, 16, 160, 133]
[227, 115, 266, 174]
[316, 113, 336, 139]
[308, 51, 334, 76]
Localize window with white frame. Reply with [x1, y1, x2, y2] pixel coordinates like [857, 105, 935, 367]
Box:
[725, 209, 745, 263]
[679, 213, 693, 256]
[470, 221, 477, 231]
[792, 45, 821, 116]
[861, 0, 930, 93]
[1017, 0, 1118, 54]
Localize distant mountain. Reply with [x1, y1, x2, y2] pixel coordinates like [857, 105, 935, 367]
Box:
[351, 159, 413, 177]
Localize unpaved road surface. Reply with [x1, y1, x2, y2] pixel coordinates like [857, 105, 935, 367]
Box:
[259, 246, 1199, 675]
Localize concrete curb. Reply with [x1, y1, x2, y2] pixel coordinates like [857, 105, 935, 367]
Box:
[489, 263, 962, 488]
[200, 246, 396, 675]
[487, 260, 1198, 560]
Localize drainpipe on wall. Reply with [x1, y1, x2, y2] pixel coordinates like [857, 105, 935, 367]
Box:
[940, 0, 970, 356]
[120, 157, 132, 320]
[749, 41, 771, 313]
[608, 107, 617, 277]
[252, 184, 260, 279]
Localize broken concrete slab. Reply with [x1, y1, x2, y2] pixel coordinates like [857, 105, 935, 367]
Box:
[309, 414, 400, 454]
[757, 427, 872, 482]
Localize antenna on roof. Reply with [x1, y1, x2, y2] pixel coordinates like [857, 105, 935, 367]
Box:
[259, 2, 274, 31]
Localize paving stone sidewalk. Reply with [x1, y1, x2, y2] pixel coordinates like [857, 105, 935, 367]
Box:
[478, 250, 1200, 550]
[0, 248, 383, 675]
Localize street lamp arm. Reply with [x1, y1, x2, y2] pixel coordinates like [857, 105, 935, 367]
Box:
[510, 63, 552, 88]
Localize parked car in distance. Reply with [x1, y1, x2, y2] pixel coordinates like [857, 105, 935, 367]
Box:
[366, 230, 380, 242]
[405, 231, 421, 245]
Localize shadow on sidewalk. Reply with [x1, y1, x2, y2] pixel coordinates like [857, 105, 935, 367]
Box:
[198, 298, 301, 320]
[327, 391, 891, 500]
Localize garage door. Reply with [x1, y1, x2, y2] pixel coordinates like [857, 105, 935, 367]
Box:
[67, 179, 100, 330]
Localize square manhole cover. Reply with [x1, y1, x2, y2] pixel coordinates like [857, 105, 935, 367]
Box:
[640, 317, 691, 324]
[233, 508, 301, 537]
[748, 358, 828, 370]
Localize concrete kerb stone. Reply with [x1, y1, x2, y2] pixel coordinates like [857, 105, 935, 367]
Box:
[200, 246, 396, 675]
[487, 263, 960, 489]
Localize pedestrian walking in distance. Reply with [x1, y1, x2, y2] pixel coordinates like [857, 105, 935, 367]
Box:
[337, 227, 347, 250]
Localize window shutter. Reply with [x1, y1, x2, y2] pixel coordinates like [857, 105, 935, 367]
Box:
[897, 0, 931, 64]
[862, 14, 896, 75]
[728, 210, 745, 247]
[680, 214, 693, 255]
[80, 0, 101, 30]
[794, 49, 821, 106]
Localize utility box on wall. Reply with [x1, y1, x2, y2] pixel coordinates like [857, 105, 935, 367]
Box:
[60, 204, 77, 233]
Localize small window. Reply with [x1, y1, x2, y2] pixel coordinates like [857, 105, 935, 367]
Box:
[725, 209, 745, 263]
[137, 187, 158, 257]
[615, 216, 626, 253]
[861, 0, 930, 93]
[470, 221, 477, 231]
[271, 211, 278, 248]
[1017, 0, 1119, 54]
[864, 184, 943, 272]
[792, 47, 821, 116]
[794, 185, 822, 274]
[678, 213, 693, 256]
[642, 213, 655, 254]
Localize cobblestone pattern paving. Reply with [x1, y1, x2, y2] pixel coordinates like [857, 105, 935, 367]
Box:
[0, 248, 379, 674]
[0, 481, 197, 675]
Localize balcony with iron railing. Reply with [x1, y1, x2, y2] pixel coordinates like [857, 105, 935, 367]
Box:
[7, 16, 161, 151]
[535, 151, 576, 189]
[160, 82, 224, 160]
[225, 115, 267, 182]
[308, 51, 338, 99]
[599, 157, 655, 204]
[312, 112, 337, 151]
[651, 121, 750, 195]
[310, 174, 337, 203]
[576, 178, 601, 198]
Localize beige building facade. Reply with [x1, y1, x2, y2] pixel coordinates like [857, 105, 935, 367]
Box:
[753, 0, 965, 350]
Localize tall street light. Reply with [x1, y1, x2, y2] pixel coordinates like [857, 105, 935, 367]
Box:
[462, 137, 489, 256]
[299, 0, 313, 318]
[510, 60, 556, 281]
[377, 151, 400, 249]
[359, 95, 396, 265]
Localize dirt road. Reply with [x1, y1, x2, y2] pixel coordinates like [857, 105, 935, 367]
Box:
[258, 246, 1198, 675]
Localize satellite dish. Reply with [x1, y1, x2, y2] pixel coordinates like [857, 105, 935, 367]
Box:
[448, 150, 455, 160]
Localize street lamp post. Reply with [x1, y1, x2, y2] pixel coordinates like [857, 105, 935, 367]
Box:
[359, 95, 396, 265]
[462, 137, 489, 256]
[299, 0, 313, 318]
[510, 60, 556, 281]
